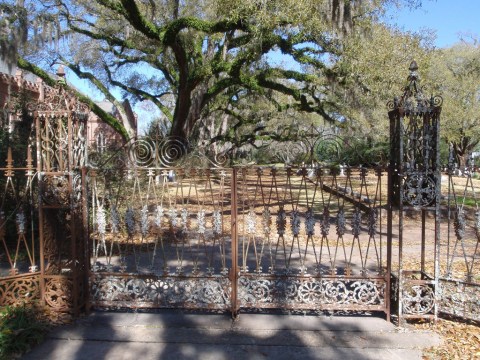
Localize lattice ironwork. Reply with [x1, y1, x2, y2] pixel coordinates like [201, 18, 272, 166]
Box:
[438, 280, 480, 322]
[89, 163, 233, 310]
[437, 150, 480, 321]
[88, 138, 390, 314]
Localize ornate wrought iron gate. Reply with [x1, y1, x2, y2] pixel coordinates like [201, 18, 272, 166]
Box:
[88, 141, 390, 317]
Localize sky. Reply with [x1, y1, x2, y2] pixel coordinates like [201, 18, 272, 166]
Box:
[385, 0, 479, 48]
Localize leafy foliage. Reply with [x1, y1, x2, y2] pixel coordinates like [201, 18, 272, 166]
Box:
[427, 39, 480, 167]
[0, 304, 48, 360]
[333, 22, 434, 143]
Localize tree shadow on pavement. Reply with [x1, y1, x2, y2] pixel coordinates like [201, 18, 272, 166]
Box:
[21, 309, 420, 360]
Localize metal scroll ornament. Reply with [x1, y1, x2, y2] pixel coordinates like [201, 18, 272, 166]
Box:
[402, 284, 435, 315]
[403, 172, 436, 207]
[128, 139, 155, 167]
[238, 277, 385, 307]
[127, 136, 189, 167]
[91, 276, 230, 308]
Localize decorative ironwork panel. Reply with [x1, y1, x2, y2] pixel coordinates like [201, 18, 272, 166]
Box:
[35, 92, 88, 315]
[91, 275, 231, 309]
[43, 276, 73, 312]
[237, 167, 386, 276]
[0, 151, 41, 306]
[239, 275, 386, 310]
[89, 160, 233, 310]
[38, 115, 69, 172]
[437, 155, 480, 322]
[388, 61, 442, 209]
[438, 280, 480, 322]
[0, 274, 40, 306]
[90, 168, 232, 276]
[401, 282, 435, 316]
[71, 116, 87, 168]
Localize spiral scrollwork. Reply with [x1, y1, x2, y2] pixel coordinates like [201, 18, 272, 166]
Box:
[212, 151, 229, 168]
[128, 139, 155, 167]
[156, 136, 189, 167]
[386, 99, 396, 111]
[430, 95, 443, 108]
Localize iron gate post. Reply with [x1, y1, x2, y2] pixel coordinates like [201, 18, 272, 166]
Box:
[388, 61, 442, 324]
[230, 167, 239, 317]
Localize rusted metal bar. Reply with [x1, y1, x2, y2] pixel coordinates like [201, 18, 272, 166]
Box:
[82, 166, 90, 313]
[35, 111, 46, 307]
[68, 112, 79, 316]
[421, 210, 426, 274]
[433, 109, 441, 323]
[230, 167, 239, 317]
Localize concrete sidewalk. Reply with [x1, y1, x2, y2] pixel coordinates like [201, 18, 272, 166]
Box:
[22, 311, 442, 360]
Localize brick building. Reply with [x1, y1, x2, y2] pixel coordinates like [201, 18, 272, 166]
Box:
[0, 60, 136, 151]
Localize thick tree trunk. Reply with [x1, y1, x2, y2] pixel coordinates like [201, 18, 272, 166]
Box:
[170, 84, 208, 140]
[453, 137, 479, 173]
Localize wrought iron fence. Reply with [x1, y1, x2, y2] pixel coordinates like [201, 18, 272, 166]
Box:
[438, 156, 480, 322]
[0, 64, 479, 324]
[1, 128, 479, 322]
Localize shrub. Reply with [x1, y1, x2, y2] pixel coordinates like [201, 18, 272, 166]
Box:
[0, 304, 48, 360]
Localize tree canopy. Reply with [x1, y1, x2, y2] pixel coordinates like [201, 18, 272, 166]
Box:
[427, 39, 480, 166]
[1, 0, 406, 144]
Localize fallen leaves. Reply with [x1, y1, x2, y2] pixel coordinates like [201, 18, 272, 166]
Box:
[418, 319, 480, 359]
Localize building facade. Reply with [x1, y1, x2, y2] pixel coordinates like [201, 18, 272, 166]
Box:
[0, 61, 136, 152]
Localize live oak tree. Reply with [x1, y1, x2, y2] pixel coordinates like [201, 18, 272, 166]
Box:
[332, 22, 434, 144]
[1, 0, 403, 143]
[427, 40, 480, 168]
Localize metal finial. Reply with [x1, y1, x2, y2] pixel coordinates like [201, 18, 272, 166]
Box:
[407, 60, 419, 86]
[56, 65, 65, 77]
[409, 60, 418, 72]
[56, 65, 66, 86]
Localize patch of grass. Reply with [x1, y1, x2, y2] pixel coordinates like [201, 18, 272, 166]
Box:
[453, 196, 478, 207]
[441, 195, 478, 208]
[0, 304, 48, 360]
